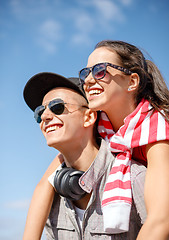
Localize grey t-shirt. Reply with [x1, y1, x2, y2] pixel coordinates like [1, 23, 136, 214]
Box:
[45, 140, 147, 240]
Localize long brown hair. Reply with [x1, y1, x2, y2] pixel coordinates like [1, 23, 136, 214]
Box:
[95, 40, 169, 120]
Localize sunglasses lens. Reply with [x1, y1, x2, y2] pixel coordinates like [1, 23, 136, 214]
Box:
[93, 63, 106, 79]
[34, 105, 45, 123]
[79, 68, 90, 82]
[49, 99, 65, 115]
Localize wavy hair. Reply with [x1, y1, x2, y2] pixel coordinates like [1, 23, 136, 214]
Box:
[95, 40, 169, 120]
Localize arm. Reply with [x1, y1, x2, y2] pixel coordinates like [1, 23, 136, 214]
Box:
[23, 154, 63, 240]
[137, 140, 169, 240]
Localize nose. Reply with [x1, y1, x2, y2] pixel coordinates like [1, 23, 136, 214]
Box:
[84, 72, 96, 85]
[41, 107, 54, 122]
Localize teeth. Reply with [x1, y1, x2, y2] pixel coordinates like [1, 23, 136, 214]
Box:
[46, 125, 60, 133]
[89, 89, 102, 95]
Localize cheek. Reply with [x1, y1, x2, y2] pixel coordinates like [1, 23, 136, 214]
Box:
[105, 86, 121, 101]
[105, 76, 123, 91]
[66, 117, 84, 135]
[83, 84, 87, 93]
[103, 72, 112, 82]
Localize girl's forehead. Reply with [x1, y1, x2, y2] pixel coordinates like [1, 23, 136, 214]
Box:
[87, 47, 121, 66]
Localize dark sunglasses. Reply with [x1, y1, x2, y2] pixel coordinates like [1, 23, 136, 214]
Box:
[79, 62, 132, 84]
[34, 98, 88, 123]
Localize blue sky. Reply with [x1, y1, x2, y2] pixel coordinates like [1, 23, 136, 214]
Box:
[0, 0, 169, 239]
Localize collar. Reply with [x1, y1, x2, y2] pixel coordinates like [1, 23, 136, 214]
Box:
[79, 139, 114, 193]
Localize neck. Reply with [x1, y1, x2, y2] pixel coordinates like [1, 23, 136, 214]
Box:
[58, 135, 99, 210]
[59, 138, 99, 172]
[73, 192, 92, 210]
[105, 98, 136, 132]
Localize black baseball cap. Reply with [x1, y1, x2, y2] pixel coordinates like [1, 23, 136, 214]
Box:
[23, 72, 87, 111]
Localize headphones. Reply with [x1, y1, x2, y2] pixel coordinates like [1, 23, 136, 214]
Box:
[54, 164, 86, 201]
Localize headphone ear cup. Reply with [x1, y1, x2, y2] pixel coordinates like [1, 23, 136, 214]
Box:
[69, 169, 86, 195]
[54, 167, 70, 197]
[54, 167, 86, 201]
[63, 169, 86, 200]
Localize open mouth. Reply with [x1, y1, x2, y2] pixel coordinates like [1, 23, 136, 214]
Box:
[45, 124, 63, 133]
[88, 89, 103, 96]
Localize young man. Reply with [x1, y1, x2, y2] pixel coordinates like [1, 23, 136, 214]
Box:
[23, 72, 147, 239]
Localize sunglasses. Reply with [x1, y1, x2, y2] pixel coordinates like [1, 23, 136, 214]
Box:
[34, 98, 88, 123]
[79, 62, 132, 84]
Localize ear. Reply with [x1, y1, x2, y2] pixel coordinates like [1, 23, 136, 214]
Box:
[128, 73, 140, 91]
[83, 109, 97, 128]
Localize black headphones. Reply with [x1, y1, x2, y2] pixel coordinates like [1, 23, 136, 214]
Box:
[54, 163, 86, 201]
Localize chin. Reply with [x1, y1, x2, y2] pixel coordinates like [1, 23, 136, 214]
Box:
[46, 139, 58, 148]
[47, 143, 55, 148]
[88, 100, 102, 111]
[92, 95, 109, 110]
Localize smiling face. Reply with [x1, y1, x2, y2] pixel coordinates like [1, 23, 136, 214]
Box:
[40, 87, 88, 151]
[83, 47, 131, 113]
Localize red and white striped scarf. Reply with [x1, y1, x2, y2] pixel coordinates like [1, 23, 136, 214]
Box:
[98, 99, 169, 233]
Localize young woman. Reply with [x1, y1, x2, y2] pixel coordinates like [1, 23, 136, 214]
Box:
[78, 40, 169, 239]
[23, 41, 169, 240]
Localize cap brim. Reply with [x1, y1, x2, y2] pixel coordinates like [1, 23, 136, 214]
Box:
[23, 72, 87, 111]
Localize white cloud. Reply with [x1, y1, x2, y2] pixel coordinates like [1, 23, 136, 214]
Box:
[9, 0, 53, 20]
[0, 198, 47, 239]
[70, 0, 132, 45]
[92, 0, 125, 22]
[9, 0, 34, 19]
[4, 199, 30, 210]
[0, 214, 27, 240]
[71, 33, 92, 46]
[74, 13, 94, 33]
[8, 0, 133, 49]
[119, 0, 133, 6]
[71, 11, 94, 45]
[1, 199, 47, 240]
[37, 20, 62, 54]
[39, 20, 62, 41]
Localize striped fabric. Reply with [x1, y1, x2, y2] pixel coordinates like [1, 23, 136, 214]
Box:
[98, 99, 169, 233]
